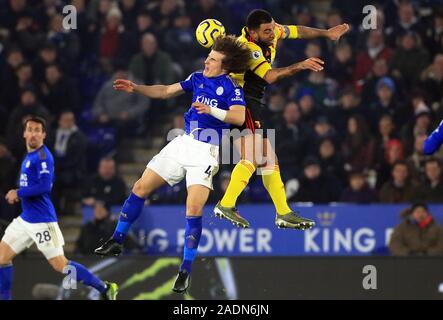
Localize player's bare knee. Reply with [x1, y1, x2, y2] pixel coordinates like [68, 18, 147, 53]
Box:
[49, 256, 68, 273]
[132, 179, 150, 198]
[186, 205, 204, 216]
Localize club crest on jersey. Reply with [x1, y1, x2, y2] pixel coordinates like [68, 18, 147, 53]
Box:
[196, 95, 218, 107]
[216, 86, 224, 95]
[252, 50, 261, 59]
[25, 160, 31, 168]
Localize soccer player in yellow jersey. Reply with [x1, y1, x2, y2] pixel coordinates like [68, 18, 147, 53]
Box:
[214, 9, 349, 229]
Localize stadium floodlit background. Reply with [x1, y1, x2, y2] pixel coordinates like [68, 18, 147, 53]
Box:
[1, 0, 443, 300]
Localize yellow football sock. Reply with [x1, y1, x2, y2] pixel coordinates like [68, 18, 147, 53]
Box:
[220, 159, 256, 208]
[261, 165, 292, 215]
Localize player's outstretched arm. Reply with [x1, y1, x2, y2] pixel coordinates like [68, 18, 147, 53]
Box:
[296, 23, 349, 40]
[424, 121, 443, 155]
[113, 79, 184, 99]
[192, 102, 245, 126]
[263, 57, 324, 84]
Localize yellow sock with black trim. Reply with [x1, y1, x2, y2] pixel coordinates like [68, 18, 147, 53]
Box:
[220, 159, 256, 208]
[261, 165, 292, 215]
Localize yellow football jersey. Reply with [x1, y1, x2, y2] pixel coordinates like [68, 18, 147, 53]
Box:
[231, 23, 298, 101]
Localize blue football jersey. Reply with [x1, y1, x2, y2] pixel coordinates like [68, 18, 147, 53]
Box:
[180, 71, 246, 145]
[18, 145, 57, 223]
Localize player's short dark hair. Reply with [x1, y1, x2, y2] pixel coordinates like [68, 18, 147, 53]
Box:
[246, 9, 273, 31]
[24, 116, 47, 133]
[212, 35, 251, 74]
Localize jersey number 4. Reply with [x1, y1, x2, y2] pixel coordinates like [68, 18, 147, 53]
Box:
[205, 166, 213, 178]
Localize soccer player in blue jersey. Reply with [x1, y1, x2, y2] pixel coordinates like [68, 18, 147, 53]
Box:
[0, 117, 118, 300]
[94, 35, 251, 293]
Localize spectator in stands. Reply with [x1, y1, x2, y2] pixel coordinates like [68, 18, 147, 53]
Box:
[118, 0, 143, 32]
[327, 42, 354, 88]
[32, 42, 64, 83]
[339, 170, 379, 203]
[135, 9, 158, 44]
[389, 203, 443, 256]
[0, 47, 24, 110]
[75, 201, 139, 255]
[83, 157, 127, 207]
[327, 87, 362, 138]
[374, 114, 397, 172]
[1, 62, 37, 113]
[318, 138, 346, 185]
[164, 12, 196, 72]
[188, 0, 231, 31]
[379, 160, 418, 203]
[308, 116, 338, 155]
[361, 58, 392, 106]
[416, 158, 443, 203]
[48, 111, 87, 215]
[368, 76, 403, 130]
[0, 138, 16, 194]
[420, 53, 443, 105]
[405, 133, 428, 183]
[92, 63, 149, 137]
[353, 30, 392, 84]
[129, 32, 175, 85]
[148, 0, 183, 32]
[289, 156, 342, 203]
[341, 114, 375, 173]
[11, 8, 45, 57]
[297, 89, 320, 126]
[276, 101, 310, 180]
[41, 64, 80, 116]
[386, 1, 425, 47]
[401, 106, 432, 156]
[98, 6, 137, 73]
[390, 31, 430, 90]
[376, 138, 404, 188]
[47, 14, 80, 62]
[6, 87, 51, 159]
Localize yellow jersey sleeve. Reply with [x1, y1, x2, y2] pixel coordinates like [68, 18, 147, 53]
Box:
[247, 42, 272, 79]
[275, 23, 298, 39]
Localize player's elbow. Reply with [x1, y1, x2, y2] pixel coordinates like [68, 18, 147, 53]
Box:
[263, 72, 277, 85]
[232, 112, 245, 126]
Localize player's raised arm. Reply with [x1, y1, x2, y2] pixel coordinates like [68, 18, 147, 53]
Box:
[424, 120, 443, 155]
[294, 23, 349, 40]
[192, 102, 245, 126]
[113, 79, 184, 99]
[263, 57, 324, 84]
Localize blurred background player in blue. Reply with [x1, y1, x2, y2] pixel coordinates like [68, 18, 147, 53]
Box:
[0, 117, 118, 300]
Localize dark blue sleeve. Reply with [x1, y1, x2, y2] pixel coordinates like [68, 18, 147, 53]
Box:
[17, 157, 53, 197]
[424, 120, 443, 155]
[180, 73, 194, 93]
[227, 86, 246, 107]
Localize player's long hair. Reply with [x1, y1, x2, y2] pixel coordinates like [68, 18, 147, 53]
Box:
[212, 35, 251, 74]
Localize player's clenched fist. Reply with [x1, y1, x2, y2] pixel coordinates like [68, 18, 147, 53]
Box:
[113, 79, 137, 93]
[192, 102, 211, 114]
[5, 189, 19, 205]
[299, 57, 324, 72]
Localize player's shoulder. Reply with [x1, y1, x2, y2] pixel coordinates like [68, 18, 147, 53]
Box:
[37, 145, 54, 163]
[191, 71, 204, 79]
[222, 75, 242, 90]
